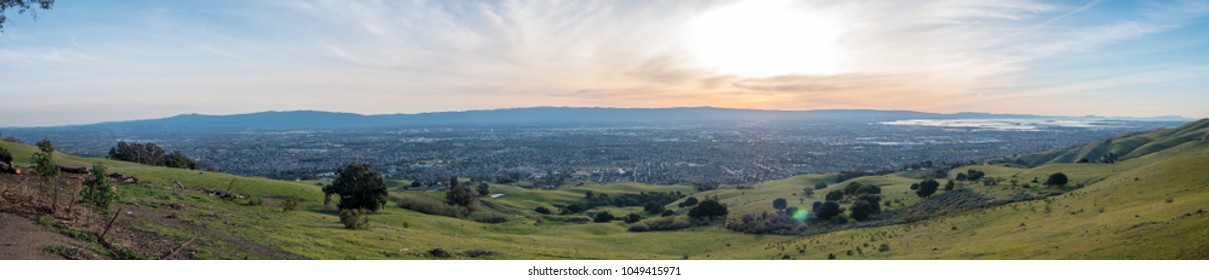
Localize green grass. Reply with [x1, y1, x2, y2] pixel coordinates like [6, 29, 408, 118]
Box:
[5, 130, 1208, 259]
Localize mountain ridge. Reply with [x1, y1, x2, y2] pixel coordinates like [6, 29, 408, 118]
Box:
[6, 106, 1189, 132]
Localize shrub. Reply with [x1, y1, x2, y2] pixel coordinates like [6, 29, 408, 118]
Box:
[825, 190, 844, 201]
[679, 197, 699, 208]
[339, 209, 370, 230]
[643, 202, 666, 214]
[628, 216, 691, 232]
[247, 197, 264, 206]
[814, 182, 828, 190]
[815, 201, 842, 221]
[878, 244, 891, 252]
[81, 163, 118, 211]
[1045, 173, 1069, 186]
[624, 213, 643, 223]
[661, 209, 675, 217]
[772, 198, 788, 211]
[593, 211, 615, 223]
[915, 179, 939, 198]
[850, 200, 874, 221]
[534, 206, 552, 215]
[281, 200, 299, 212]
[428, 248, 451, 258]
[0, 146, 11, 164]
[688, 200, 728, 219]
[395, 195, 470, 218]
[472, 216, 509, 224]
[464, 250, 499, 258]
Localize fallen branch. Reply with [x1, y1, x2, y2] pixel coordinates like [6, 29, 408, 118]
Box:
[159, 236, 197, 260]
[98, 205, 125, 242]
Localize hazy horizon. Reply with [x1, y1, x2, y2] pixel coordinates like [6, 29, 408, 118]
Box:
[3, 0, 1208, 126]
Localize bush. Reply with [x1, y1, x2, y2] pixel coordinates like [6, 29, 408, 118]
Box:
[814, 182, 828, 190]
[247, 197, 264, 206]
[282, 200, 299, 212]
[534, 206, 552, 215]
[472, 216, 509, 224]
[396, 195, 470, 218]
[661, 209, 675, 217]
[815, 201, 842, 221]
[772, 198, 788, 211]
[0, 146, 11, 164]
[628, 216, 691, 232]
[464, 250, 499, 258]
[624, 213, 642, 223]
[81, 163, 118, 211]
[850, 200, 874, 221]
[593, 211, 615, 223]
[339, 209, 370, 230]
[1045, 173, 1069, 186]
[679, 197, 699, 208]
[688, 200, 728, 219]
[915, 179, 939, 198]
[428, 248, 450, 258]
[825, 190, 844, 201]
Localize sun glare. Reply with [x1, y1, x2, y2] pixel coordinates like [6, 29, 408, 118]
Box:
[686, 0, 851, 78]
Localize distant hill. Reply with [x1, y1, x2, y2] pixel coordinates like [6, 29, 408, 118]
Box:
[3, 107, 1094, 133]
[1002, 118, 1209, 166]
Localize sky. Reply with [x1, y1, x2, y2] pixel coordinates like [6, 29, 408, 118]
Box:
[1, 0, 1208, 126]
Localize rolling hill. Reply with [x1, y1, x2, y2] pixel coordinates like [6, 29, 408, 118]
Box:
[0, 119, 1207, 259]
[1002, 119, 1209, 166]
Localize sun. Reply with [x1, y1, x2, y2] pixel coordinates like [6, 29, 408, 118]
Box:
[685, 0, 852, 78]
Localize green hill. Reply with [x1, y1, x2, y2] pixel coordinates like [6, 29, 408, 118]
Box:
[1003, 119, 1209, 166]
[2, 122, 1208, 259]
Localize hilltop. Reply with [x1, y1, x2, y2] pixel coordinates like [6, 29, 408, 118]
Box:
[0, 119, 1206, 259]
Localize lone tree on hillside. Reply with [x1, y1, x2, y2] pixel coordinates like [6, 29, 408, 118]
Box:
[915, 179, 939, 198]
[1045, 172, 1069, 186]
[772, 198, 788, 212]
[944, 180, 955, 191]
[445, 176, 476, 210]
[688, 199, 728, 219]
[814, 182, 828, 190]
[323, 163, 389, 212]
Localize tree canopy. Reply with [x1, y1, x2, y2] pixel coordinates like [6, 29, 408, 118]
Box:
[1045, 172, 1069, 186]
[323, 163, 388, 212]
[688, 199, 728, 219]
[0, 0, 53, 32]
[915, 179, 939, 198]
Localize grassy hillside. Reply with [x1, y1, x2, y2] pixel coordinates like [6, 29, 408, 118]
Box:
[1004, 119, 1209, 166]
[3, 129, 1207, 259]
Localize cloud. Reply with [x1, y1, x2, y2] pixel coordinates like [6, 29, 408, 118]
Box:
[1, 0, 1207, 126]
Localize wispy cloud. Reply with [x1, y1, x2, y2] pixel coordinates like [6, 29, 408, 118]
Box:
[0, 0, 1206, 126]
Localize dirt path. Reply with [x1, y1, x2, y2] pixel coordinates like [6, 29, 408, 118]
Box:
[0, 212, 75, 260]
[123, 206, 307, 260]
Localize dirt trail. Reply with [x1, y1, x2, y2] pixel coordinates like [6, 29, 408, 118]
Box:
[0, 212, 75, 259]
[123, 206, 307, 260]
